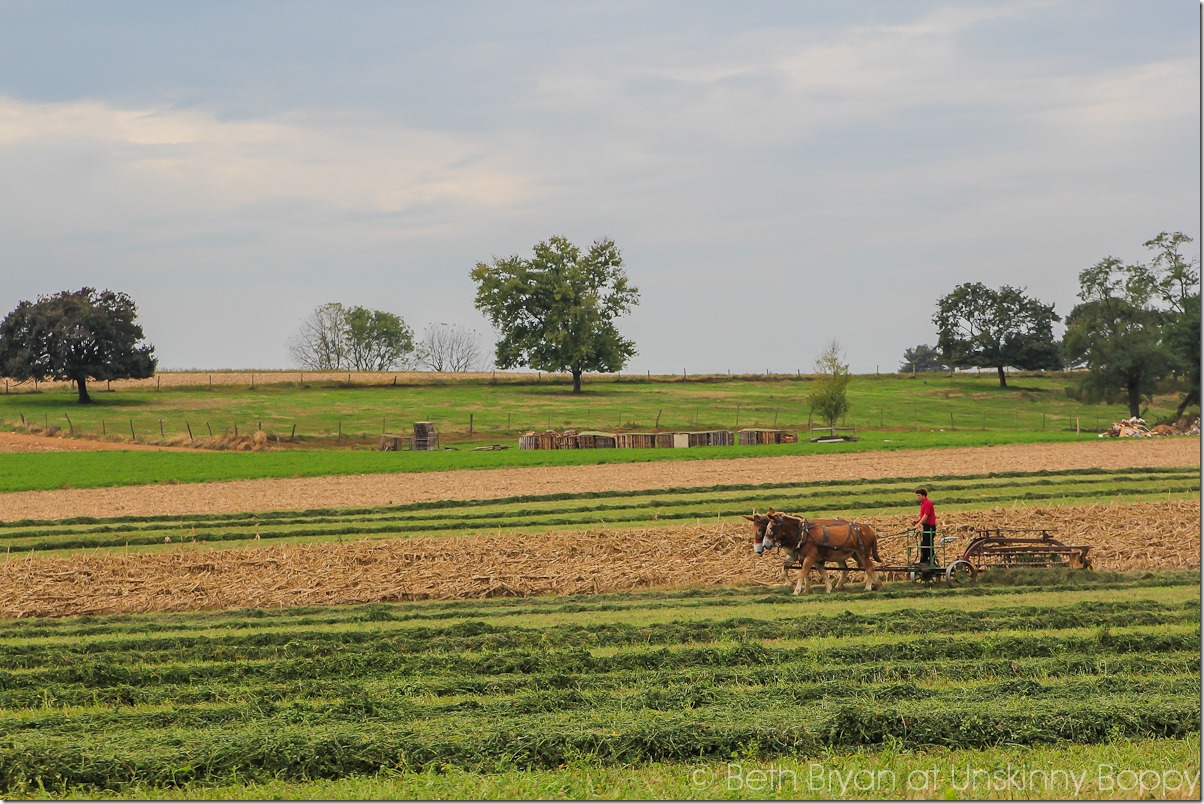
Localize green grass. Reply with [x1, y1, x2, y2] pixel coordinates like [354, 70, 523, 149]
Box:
[67, 737, 1201, 800]
[0, 466, 1195, 556]
[0, 574, 1196, 798]
[1, 370, 1189, 451]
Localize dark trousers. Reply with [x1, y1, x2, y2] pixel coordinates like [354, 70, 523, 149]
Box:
[920, 524, 936, 566]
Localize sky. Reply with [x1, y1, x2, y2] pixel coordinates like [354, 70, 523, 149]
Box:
[0, 0, 1198, 374]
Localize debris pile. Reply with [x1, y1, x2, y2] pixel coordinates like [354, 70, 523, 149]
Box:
[1100, 417, 1153, 437]
[1100, 416, 1200, 438]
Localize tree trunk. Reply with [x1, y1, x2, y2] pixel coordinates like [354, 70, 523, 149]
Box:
[76, 376, 93, 404]
[572, 370, 582, 394]
[996, 365, 1007, 388]
[1126, 381, 1143, 419]
[1174, 389, 1199, 420]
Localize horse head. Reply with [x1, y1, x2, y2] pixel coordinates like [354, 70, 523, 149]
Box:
[764, 513, 803, 551]
[743, 509, 778, 554]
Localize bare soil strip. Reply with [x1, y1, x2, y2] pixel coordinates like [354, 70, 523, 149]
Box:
[1, 500, 1196, 619]
[0, 438, 1197, 522]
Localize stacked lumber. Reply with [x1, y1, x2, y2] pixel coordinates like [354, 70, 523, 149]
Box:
[655, 433, 675, 448]
[616, 433, 658, 449]
[557, 430, 579, 449]
[413, 422, 439, 450]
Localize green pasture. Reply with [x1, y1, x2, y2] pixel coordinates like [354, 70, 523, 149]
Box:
[0, 574, 1197, 799]
[1, 466, 1196, 556]
[0, 371, 1188, 452]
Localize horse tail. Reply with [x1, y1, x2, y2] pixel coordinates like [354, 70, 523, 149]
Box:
[859, 523, 881, 563]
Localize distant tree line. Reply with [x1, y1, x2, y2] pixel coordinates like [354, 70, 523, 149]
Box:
[901, 231, 1199, 419]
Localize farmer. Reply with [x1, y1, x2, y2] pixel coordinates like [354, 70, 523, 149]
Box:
[912, 487, 937, 566]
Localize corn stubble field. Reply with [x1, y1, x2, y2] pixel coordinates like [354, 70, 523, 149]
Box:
[0, 380, 1198, 799]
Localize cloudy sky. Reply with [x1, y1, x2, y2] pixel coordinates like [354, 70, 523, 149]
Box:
[0, 0, 1197, 373]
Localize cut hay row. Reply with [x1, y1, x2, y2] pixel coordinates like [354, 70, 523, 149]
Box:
[0, 500, 1195, 619]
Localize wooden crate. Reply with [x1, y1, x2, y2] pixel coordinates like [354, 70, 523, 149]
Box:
[576, 431, 617, 449]
[413, 421, 439, 450]
[615, 432, 657, 449]
[737, 428, 793, 445]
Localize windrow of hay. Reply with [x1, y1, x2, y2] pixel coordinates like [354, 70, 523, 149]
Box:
[0, 500, 1196, 619]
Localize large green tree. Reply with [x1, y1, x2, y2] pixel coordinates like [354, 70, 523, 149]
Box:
[1064, 232, 1199, 419]
[0, 288, 157, 404]
[933, 283, 1061, 388]
[471, 236, 639, 393]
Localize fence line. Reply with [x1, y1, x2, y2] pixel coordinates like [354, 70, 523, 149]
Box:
[0, 404, 1123, 450]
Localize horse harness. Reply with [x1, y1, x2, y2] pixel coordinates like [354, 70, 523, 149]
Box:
[800, 517, 867, 557]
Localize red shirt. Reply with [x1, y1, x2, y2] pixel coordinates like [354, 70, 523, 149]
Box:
[919, 497, 936, 525]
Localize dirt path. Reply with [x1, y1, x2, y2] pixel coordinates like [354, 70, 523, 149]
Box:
[0, 431, 192, 453]
[0, 438, 1196, 522]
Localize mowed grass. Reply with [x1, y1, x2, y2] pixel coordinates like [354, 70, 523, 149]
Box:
[0, 466, 1196, 556]
[0, 573, 1197, 799]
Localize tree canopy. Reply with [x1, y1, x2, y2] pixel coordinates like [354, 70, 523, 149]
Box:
[808, 340, 851, 428]
[899, 343, 948, 374]
[418, 323, 490, 373]
[933, 282, 1061, 387]
[1064, 232, 1199, 419]
[288, 303, 415, 371]
[471, 236, 640, 393]
[0, 288, 157, 403]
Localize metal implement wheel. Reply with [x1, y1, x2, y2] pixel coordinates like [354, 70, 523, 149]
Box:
[945, 559, 977, 588]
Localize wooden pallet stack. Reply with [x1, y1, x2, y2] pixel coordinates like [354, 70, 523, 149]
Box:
[413, 422, 439, 450]
[518, 430, 559, 450]
[737, 428, 793, 445]
[557, 430, 580, 449]
[576, 431, 617, 449]
[615, 432, 657, 449]
[689, 430, 732, 447]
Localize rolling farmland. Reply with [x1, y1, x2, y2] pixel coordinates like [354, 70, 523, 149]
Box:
[0, 377, 1197, 799]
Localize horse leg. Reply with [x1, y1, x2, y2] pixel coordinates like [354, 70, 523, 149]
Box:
[833, 558, 849, 591]
[796, 552, 817, 595]
[860, 552, 880, 591]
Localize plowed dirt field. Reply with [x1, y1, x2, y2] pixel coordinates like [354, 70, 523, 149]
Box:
[1, 500, 1197, 618]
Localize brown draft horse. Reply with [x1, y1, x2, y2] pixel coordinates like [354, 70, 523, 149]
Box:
[749, 510, 883, 595]
[744, 510, 861, 593]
